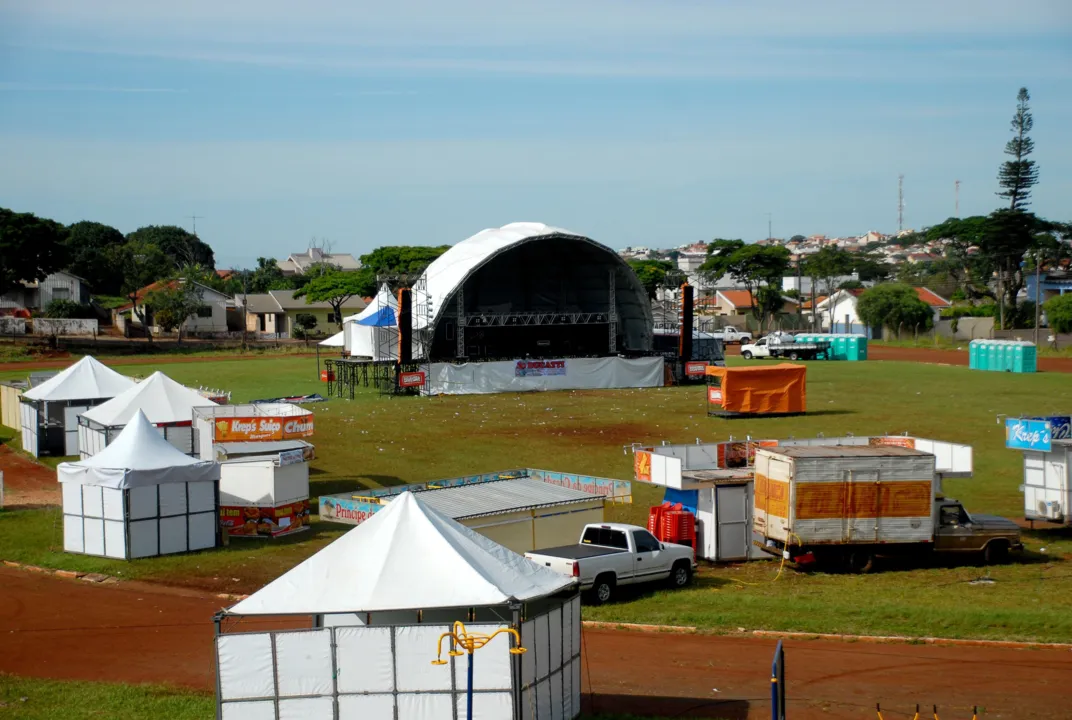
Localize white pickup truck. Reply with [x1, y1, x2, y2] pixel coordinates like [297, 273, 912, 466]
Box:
[709, 327, 752, 345]
[524, 523, 697, 604]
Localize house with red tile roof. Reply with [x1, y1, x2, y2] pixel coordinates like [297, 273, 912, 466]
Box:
[812, 286, 950, 333]
[114, 279, 232, 335]
[703, 289, 798, 317]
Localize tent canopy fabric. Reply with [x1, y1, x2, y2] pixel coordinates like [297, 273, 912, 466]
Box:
[355, 306, 397, 327]
[706, 363, 807, 414]
[81, 371, 217, 426]
[227, 491, 574, 616]
[58, 410, 220, 489]
[319, 331, 345, 347]
[413, 222, 654, 356]
[347, 284, 398, 359]
[23, 356, 136, 402]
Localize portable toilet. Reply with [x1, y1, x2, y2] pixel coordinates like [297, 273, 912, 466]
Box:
[987, 340, 1001, 372]
[1012, 341, 1038, 373]
[1000, 341, 1014, 372]
[857, 334, 869, 360]
[846, 334, 866, 361]
[969, 340, 979, 370]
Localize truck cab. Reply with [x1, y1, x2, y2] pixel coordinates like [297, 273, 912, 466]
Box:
[934, 499, 1023, 563]
[740, 337, 774, 359]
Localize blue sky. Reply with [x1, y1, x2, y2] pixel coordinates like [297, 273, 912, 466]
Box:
[1, 1, 1070, 269]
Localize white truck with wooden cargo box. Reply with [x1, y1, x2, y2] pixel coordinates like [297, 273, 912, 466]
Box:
[525, 523, 697, 604]
[752, 445, 1022, 572]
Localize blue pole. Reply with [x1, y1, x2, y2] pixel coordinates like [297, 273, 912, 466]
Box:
[467, 652, 474, 720]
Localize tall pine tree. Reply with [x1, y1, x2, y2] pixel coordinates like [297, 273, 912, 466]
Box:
[996, 87, 1039, 211]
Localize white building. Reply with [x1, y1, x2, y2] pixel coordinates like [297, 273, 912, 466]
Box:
[279, 247, 361, 275]
[0, 271, 91, 311]
[115, 280, 231, 335]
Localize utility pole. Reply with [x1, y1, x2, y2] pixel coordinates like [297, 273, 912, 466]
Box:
[766, 213, 772, 241]
[897, 175, 904, 233]
[1034, 251, 1042, 347]
[954, 180, 961, 218]
[188, 214, 203, 236]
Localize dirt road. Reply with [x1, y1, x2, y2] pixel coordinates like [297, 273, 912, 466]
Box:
[0, 445, 59, 507]
[0, 352, 318, 373]
[2, 568, 1070, 719]
[726, 343, 1072, 373]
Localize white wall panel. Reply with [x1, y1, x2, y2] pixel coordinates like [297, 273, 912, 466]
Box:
[335, 627, 393, 693]
[456, 691, 513, 720]
[275, 630, 334, 698]
[322, 613, 365, 628]
[159, 515, 187, 555]
[454, 628, 512, 691]
[534, 614, 550, 680]
[128, 485, 157, 520]
[561, 658, 572, 720]
[398, 693, 453, 720]
[221, 701, 276, 720]
[396, 625, 453, 692]
[188, 512, 217, 551]
[103, 520, 127, 559]
[158, 482, 187, 516]
[279, 696, 333, 720]
[63, 515, 84, 553]
[62, 482, 82, 514]
[338, 694, 394, 720]
[561, 601, 573, 661]
[570, 598, 581, 657]
[129, 519, 159, 558]
[571, 659, 581, 718]
[83, 517, 104, 555]
[550, 670, 564, 720]
[82, 485, 104, 518]
[218, 633, 275, 700]
[548, 608, 562, 671]
[187, 481, 216, 513]
[102, 488, 124, 520]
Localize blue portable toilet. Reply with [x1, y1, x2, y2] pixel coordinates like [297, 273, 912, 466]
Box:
[1012, 341, 1038, 373]
[987, 340, 1001, 372]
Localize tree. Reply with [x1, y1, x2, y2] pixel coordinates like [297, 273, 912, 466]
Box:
[249, 257, 288, 293]
[856, 283, 933, 338]
[1044, 294, 1072, 348]
[44, 299, 91, 319]
[980, 209, 1052, 327]
[700, 240, 789, 331]
[0, 207, 69, 296]
[110, 239, 170, 340]
[628, 259, 679, 299]
[925, 216, 993, 301]
[293, 313, 318, 343]
[789, 235, 806, 243]
[838, 280, 864, 291]
[65, 221, 126, 295]
[698, 239, 746, 283]
[125, 225, 215, 270]
[146, 278, 206, 342]
[753, 286, 786, 331]
[997, 88, 1039, 211]
[802, 246, 855, 329]
[293, 269, 367, 330]
[359, 245, 451, 277]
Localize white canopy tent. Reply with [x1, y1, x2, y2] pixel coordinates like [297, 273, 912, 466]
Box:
[344, 283, 398, 360]
[19, 356, 137, 456]
[318, 331, 345, 348]
[77, 371, 218, 458]
[59, 411, 221, 559]
[218, 492, 582, 720]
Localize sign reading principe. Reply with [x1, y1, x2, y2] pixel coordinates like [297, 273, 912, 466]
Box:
[213, 416, 314, 442]
[1005, 418, 1052, 452]
[515, 359, 567, 377]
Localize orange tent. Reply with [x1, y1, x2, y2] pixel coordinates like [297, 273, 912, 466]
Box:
[705, 364, 806, 415]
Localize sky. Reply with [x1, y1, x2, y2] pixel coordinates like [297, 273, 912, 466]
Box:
[1, 1, 1070, 269]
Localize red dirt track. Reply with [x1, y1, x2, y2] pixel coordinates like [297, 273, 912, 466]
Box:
[3, 568, 1070, 719]
[724, 343, 1072, 373]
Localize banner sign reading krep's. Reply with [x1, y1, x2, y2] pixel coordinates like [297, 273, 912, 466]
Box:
[515, 359, 567, 377]
[399, 371, 426, 388]
[1035, 416, 1071, 441]
[1005, 418, 1052, 452]
[214, 415, 314, 442]
[685, 361, 709, 377]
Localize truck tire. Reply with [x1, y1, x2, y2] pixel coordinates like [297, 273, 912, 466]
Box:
[668, 561, 692, 589]
[788, 351, 800, 360]
[844, 550, 876, 574]
[742, 350, 753, 359]
[590, 574, 616, 605]
[983, 541, 1010, 565]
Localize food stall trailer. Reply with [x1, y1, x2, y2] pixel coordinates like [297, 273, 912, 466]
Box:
[705, 364, 806, 418]
[1007, 415, 1072, 524]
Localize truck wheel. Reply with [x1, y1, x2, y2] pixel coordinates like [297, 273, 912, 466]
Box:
[590, 574, 616, 605]
[984, 541, 1010, 565]
[789, 351, 800, 360]
[668, 561, 692, 589]
[844, 550, 875, 574]
[742, 351, 753, 359]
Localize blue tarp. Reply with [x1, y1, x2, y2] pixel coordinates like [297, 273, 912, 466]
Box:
[356, 307, 397, 327]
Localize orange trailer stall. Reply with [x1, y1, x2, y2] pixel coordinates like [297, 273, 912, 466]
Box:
[705, 364, 806, 417]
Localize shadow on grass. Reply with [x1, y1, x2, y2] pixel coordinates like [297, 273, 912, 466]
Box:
[588, 574, 736, 606]
[796, 547, 1062, 577]
[309, 475, 404, 498]
[583, 693, 750, 719]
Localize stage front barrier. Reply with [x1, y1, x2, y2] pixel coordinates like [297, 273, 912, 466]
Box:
[425, 356, 664, 396]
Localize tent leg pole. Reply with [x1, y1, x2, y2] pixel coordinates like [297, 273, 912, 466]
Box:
[467, 652, 475, 720]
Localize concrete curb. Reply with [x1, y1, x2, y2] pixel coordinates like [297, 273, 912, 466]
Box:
[750, 629, 1072, 650]
[582, 621, 698, 634]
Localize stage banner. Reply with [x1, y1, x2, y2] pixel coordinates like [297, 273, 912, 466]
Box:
[426, 356, 663, 396]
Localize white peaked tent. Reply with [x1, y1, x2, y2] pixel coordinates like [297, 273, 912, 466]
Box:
[19, 356, 137, 456]
[345, 283, 398, 360]
[318, 330, 345, 347]
[217, 492, 582, 720]
[77, 371, 218, 458]
[59, 411, 221, 559]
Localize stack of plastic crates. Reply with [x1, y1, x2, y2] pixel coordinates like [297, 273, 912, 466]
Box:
[648, 502, 696, 548]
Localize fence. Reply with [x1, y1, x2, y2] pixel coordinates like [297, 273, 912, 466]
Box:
[31, 318, 98, 336]
[0, 318, 27, 335]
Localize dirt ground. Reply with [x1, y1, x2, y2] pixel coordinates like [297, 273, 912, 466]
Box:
[0, 445, 60, 508]
[725, 343, 1072, 373]
[2, 568, 1069, 719]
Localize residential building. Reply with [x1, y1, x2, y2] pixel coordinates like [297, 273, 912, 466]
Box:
[114, 280, 231, 335]
[0, 271, 91, 312]
[812, 287, 950, 334]
[1025, 269, 1072, 306]
[278, 248, 361, 276]
[702, 290, 797, 317]
[240, 289, 366, 337]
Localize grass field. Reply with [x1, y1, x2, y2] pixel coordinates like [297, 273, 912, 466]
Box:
[2, 354, 1072, 641]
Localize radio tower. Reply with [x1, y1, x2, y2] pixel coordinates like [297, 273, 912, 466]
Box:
[897, 175, 904, 233]
[955, 180, 961, 217]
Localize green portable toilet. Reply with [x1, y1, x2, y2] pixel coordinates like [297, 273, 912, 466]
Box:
[1012, 342, 1038, 373]
[969, 339, 979, 369]
[857, 334, 868, 360]
[987, 340, 1001, 372]
[833, 334, 848, 361]
[998, 341, 1012, 372]
[846, 334, 867, 361]
[979, 340, 991, 371]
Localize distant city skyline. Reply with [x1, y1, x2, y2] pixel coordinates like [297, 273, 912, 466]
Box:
[1, 0, 1070, 270]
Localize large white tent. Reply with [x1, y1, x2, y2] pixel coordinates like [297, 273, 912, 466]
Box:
[218, 492, 581, 720]
[19, 356, 137, 456]
[59, 410, 221, 559]
[77, 371, 218, 458]
[344, 283, 398, 360]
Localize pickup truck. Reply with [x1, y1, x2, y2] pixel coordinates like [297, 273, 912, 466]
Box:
[525, 523, 697, 604]
[740, 336, 831, 361]
[709, 327, 752, 345]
